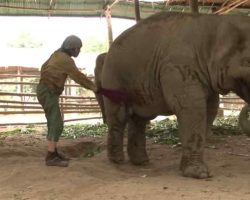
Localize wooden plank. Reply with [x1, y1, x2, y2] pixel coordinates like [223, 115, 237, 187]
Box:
[220, 101, 245, 105]
[0, 82, 38, 85]
[0, 92, 96, 99]
[0, 105, 42, 109]
[0, 99, 98, 106]
[134, 0, 140, 22]
[0, 110, 100, 114]
[0, 92, 36, 97]
[219, 107, 242, 111]
[0, 100, 39, 104]
[190, 0, 199, 13]
[0, 74, 39, 78]
[0, 105, 100, 110]
[0, 81, 91, 88]
[0, 116, 103, 126]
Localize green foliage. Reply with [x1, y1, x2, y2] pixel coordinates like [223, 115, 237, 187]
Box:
[0, 116, 244, 146]
[146, 115, 243, 145]
[0, 128, 22, 136]
[82, 36, 108, 53]
[7, 32, 43, 48]
[62, 123, 108, 139]
[212, 115, 242, 135]
[60, 115, 244, 144]
[0, 125, 36, 138]
[146, 119, 179, 145]
[83, 145, 102, 157]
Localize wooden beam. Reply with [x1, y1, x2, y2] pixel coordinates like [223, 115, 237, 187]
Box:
[190, 0, 199, 13]
[134, 0, 141, 22]
[214, 0, 249, 14]
[104, 5, 113, 48]
[0, 116, 102, 126]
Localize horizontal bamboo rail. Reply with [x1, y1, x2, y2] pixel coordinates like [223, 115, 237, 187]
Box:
[0, 92, 96, 100]
[0, 99, 99, 106]
[0, 82, 87, 87]
[0, 110, 101, 114]
[0, 117, 102, 126]
[0, 74, 39, 78]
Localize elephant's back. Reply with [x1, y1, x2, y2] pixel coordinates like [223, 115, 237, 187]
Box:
[101, 12, 241, 89]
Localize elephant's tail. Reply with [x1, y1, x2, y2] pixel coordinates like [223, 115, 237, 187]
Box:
[97, 87, 131, 104]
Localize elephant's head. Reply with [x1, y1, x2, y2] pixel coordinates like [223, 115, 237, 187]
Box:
[209, 21, 250, 135]
[209, 21, 250, 103]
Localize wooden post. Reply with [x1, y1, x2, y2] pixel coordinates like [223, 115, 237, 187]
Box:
[104, 5, 113, 48]
[60, 97, 65, 120]
[190, 0, 199, 13]
[134, 0, 141, 22]
[68, 79, 71, 96]
[17, 66, 24, 111]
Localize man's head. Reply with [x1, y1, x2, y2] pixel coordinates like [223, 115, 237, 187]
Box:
[61, 35, 82, 57]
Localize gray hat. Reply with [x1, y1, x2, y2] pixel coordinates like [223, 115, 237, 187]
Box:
[61, 35, 82, 49]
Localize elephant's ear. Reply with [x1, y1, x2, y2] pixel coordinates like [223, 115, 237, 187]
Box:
[208, 22, 245, 91]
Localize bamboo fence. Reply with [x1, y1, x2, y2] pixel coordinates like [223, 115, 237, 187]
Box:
[0, 66, 246, 126]
[0, 66, 101, 126]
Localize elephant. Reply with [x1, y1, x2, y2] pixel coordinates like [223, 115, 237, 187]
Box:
[96, 11, 250, 179]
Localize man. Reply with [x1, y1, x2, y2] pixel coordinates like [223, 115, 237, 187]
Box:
[36, 35, 97, 167]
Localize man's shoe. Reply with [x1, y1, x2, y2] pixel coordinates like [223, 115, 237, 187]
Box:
[45, 151, 69, 167]
[55, 148, 70, 161]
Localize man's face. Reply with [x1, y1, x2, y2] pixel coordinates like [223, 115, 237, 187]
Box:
[72, 47, 81, 57]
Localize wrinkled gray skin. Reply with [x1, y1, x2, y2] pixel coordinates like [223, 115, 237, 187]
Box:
[94, 52, 107, 123]
[100, 12, 250, 179]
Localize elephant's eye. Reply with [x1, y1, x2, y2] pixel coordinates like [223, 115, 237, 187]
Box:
[241, 57, 250, 67]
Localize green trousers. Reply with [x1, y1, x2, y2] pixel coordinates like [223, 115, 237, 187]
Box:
[36, 83, 63, 142]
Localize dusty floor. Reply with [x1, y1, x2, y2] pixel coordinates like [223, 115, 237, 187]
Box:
[0, 128, 250, 200]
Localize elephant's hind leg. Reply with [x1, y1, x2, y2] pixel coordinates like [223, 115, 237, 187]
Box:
[106, 102, 128, 164]
[127, 115, 149, 165]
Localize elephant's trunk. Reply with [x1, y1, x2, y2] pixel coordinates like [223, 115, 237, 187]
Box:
[238, 104, 250, 136]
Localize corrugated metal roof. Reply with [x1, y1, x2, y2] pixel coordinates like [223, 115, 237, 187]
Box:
[0, 0, 249, 19]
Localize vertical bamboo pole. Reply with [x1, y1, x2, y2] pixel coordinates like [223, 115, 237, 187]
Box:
[18, 66, 24, 111]
[190, 0, 199, 13]
[68, 79, 71, 96]
[104, 5, 113, 48]
[60, 97, 64, 120]
[134, 0, 141, 22]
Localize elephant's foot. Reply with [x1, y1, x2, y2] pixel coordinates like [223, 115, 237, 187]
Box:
[128, 148, 149, 165]
[180, 155, 212, 179]
[108, 145, 125, 164]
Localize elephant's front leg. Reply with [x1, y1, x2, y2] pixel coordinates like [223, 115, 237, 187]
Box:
[177, 95, 211, 179]
[105, 101, 128, 164]
[127, 115, 149, 165]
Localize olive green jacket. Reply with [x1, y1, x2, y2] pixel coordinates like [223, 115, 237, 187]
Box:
[39, 50, 96, 95]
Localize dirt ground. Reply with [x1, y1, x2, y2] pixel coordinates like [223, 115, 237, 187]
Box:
[0, 127, 250, 200]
